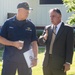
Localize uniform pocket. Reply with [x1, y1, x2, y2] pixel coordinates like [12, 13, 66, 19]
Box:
[7, 28, 15, 39]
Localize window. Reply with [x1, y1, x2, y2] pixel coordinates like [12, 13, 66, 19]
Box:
[40, 0, 63, 4]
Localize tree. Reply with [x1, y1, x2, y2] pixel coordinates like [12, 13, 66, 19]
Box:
[63, 0, 75, 25]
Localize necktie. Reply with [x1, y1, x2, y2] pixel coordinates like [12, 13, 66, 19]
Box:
[49, 26, 57, 54]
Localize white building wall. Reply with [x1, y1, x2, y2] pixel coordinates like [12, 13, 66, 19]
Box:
[28, 0, 72, 26]
[0, 0, 29, 26]
[0, 0, 72, 26]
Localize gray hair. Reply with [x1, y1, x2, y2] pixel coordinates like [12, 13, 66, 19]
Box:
[49, 8, 61, 15]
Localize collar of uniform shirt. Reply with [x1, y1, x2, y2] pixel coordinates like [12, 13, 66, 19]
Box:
[52, 21, 62, 35]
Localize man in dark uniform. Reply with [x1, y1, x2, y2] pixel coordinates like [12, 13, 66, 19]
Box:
[39, 8, 73, 75]
[0, 2, 38, 75]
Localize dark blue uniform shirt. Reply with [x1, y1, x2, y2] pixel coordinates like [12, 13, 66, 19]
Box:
[0, 16, 37, 63]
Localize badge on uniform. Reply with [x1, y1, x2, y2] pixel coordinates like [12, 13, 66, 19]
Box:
[26, 27, 32, 31]
[9, 26, 14, 29]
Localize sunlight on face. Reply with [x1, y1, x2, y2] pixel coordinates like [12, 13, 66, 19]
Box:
[18, 8, 29, 19]
[49, 11, 61, 25]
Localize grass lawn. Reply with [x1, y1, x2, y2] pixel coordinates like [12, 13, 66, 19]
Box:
[0, 47, 75, 75]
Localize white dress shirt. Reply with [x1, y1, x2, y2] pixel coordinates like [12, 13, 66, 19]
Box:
[51, 21, 62, 35]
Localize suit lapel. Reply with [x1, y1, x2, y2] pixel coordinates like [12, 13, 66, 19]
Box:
[47, 25, 53, 42]
[55, 22, 65, 41]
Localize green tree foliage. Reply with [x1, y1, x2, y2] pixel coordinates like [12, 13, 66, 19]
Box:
[63, 0, 75, 25]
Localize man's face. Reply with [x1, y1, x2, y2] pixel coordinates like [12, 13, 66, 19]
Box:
[49, 11, 61, 25]
[18, 8, 29, 19]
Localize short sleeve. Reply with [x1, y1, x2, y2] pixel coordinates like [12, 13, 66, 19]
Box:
[0, 21, 8, 38]
[31, 25, 38, 42]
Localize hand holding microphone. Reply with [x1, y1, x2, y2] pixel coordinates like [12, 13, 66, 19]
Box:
[43, 30, 48, 40]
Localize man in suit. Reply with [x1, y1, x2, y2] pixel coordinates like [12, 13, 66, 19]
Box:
[39, 8, 73, 75]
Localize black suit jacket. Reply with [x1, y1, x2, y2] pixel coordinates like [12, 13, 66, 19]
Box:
[39, 22, 74, 69]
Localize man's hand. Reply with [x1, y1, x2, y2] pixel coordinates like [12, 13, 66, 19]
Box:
[0, 36, 24, 49]
[31, 59, 37, 67]
[63, 63, 70, 72]
[12, 41, 24, 50]
[43, 30, 48, 40]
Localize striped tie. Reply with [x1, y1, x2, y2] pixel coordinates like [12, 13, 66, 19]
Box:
[49, 26, 57, 54]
